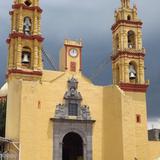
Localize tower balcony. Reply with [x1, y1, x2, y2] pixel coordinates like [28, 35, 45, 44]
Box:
[112, 47, 146, 61]
[122, 47, 146, 54]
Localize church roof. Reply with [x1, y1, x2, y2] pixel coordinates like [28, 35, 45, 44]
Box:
[0, 82, 8, 97]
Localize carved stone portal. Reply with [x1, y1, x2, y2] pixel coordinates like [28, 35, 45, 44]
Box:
[52, 77, 95, 160]
[54, 77, 91, 120]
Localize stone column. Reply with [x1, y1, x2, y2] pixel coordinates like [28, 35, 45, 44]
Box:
[17, 37, 22, 68]
[33, 10, 38, 35]
[33, 40, 38, 69]
[19, 7, 23, 33]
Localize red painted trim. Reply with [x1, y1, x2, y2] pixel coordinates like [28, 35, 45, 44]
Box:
[8, 69, 42, 76]
[119, 83, 149, 92]
[9, 11, 13, 15]
[12, 4, 43, 13]
[111, 20, 143, 31]
[6, 32, 44, 43]
[0, 96, 7, 100]
[111, 51, 145, 61]
[6, 38, 11, 44]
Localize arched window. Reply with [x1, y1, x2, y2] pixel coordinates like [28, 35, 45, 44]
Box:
[63, 132, 83, 160]
[22, 47, 31, 68]
[24, 0, 32, 7]
[129, 62, 137, 83]
[23, 17, 32, 35]
[127, 15, 131, 21]
[128, 30, 136, 49]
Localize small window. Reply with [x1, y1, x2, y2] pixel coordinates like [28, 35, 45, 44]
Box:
[136, 114, 141, 123]
[127, 15, 131, 21]
[68, 103, 78, 116]
[24, 0, 32, 7]
[70, 62, 76, 72]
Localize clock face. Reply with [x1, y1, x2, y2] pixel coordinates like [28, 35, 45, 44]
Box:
[69, 48, 78, 57]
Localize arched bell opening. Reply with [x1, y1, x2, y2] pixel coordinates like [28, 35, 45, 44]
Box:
[21, 47, 31, 69]
[23, 17, 32, 36]
[62, 132, 84, 160]
[128, 30, 136, 49]
[129, 61, 137, 83]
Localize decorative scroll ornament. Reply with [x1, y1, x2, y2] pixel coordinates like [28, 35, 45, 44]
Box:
[54, 77, 91, 120]
[55, 104, 91, 120]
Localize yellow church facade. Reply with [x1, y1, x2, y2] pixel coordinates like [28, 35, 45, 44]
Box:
[1, 0, 160, 159]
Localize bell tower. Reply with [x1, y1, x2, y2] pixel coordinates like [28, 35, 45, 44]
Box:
[111, 0, 149, 92]
[7, 0, 43, 77]
[59, 39, 82, 73]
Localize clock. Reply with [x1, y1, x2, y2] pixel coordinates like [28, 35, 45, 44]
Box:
[69, 48, 78, 57]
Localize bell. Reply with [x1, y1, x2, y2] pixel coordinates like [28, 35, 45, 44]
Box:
[129, 72, 136, 79]
[22, 53, 30, 63]
[129, 64, 136, 79]
[129, 44, 133, 48]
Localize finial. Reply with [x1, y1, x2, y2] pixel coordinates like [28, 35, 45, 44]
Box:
[133, 3, 137, 10]
[121, 0, 130, 8]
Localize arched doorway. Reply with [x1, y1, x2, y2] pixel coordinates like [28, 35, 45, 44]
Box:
[62, 132, 83, 160]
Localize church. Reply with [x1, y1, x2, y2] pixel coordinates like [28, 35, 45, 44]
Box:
[0, 0, 160, 159]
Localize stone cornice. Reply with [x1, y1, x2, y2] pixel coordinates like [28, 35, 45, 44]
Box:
[119, 83, 149, 92]
[111, 20, 143, 32]
[51, 118, 96, 123]
[111, 51, 145, 61]
[6, 32, 44, 43]
[11, 3, 43, 13]
[7, 69, 42, 76]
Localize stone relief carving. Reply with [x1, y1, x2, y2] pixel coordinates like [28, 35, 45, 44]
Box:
[55, 104, 66, 119]
[80, 105, 91, 120]
[54, 77, 92, 120]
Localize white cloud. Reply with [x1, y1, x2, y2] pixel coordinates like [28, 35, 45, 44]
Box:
[148, 118, 160, 130]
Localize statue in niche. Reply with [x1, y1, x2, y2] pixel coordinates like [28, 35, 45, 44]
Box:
[23, 17, 31, 35]
[55, 104, 66, 119]
[54, 78, 92, 120]
[80, 105, 91, 120]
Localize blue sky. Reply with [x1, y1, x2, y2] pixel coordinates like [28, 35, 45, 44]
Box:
[0, 0, 160, 123]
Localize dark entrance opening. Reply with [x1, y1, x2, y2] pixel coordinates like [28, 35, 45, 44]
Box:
[62, 132, 83, 160]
